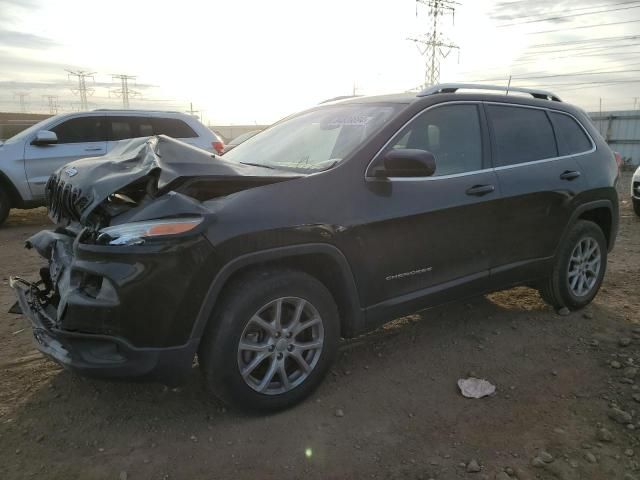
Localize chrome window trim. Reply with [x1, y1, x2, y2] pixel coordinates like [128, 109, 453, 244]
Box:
[365, 100, 597, 182]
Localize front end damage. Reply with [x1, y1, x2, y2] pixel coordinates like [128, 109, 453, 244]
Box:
[10, 135, 299, 383]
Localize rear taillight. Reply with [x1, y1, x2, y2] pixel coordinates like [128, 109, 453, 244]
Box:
[614, 151, 623, 171]
[212, 141, 225, 155]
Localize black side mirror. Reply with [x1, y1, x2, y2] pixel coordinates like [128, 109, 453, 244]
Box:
[373, 149, 436, 178]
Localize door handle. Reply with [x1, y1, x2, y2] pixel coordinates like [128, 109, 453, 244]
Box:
[84, 147, 103, 152]
[560, 170, 581, 181]
[466, 184, 495, 196]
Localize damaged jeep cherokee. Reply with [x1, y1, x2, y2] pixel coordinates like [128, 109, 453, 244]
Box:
[10, 83, 619, 411]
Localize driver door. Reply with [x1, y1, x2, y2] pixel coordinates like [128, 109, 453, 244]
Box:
[357, 103, 501, 311]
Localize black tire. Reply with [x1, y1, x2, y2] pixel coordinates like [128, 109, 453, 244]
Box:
[0, 188, 10, 227]
[539, 220, 607, 310]
[198, 269, 340, 412]
[633, 198, 640, 218]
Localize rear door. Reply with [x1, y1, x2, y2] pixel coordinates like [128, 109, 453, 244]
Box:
[24, 115, 107, 199]
[487, 103, 591, 274]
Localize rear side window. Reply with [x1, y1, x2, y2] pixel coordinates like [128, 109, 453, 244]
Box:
[389, 104, 483, 176]
[151, 118, 198, 138]
[51, 117, 106, 144]
[487, 105, 557, 167]
[109, 119, 133, 141]
[549, 112, 592, 156]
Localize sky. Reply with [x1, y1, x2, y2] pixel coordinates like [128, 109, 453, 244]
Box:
[1, 0, 639, 124]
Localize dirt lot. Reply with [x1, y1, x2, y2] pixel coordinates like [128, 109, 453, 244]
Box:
[1, 173, 639, 480]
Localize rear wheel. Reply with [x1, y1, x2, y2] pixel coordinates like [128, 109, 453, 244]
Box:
[539, 220, 607, 310]
[633, 198, 640, 217]
[0, 189, 11, 227]
[198, 269, 340, 412]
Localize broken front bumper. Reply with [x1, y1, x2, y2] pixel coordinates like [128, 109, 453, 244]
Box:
[10, 276, 198, 383]
[9, 229, 217, 384]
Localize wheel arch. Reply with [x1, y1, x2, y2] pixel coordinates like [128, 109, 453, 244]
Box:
[0, 169, 24, 208]
[190, 244, 365, 345]
[571, 200, 617, 251]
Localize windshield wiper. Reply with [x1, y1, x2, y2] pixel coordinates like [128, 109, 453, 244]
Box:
[239, 162, 276, 170]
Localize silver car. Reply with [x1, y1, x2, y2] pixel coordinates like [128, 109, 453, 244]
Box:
[0, 110, 224, 226]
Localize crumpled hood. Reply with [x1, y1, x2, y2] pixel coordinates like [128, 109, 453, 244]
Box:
[46, 135, 300, 226]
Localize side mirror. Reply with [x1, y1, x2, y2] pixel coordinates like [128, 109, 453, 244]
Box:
[31, 130, 58, 146]
[373, 149, 436, 178]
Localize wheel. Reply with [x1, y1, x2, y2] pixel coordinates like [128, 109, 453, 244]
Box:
[198, 269, 340, 412]
[0, 188, 10, 227]
[633, 198, 640, 217]
[539, 220, 607, 310]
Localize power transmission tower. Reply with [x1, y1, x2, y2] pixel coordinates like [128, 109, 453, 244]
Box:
[66, 69, 95, 111]
[409, 0, 460, 88]
[14, 92, 30, 113]
[43, 95, 59, 115]
[111, 74, 140, 109]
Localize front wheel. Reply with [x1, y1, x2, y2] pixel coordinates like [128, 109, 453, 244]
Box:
[539, 220, 607, 310]
[633, 198, 640, 217]
[198, 269, 340, 412]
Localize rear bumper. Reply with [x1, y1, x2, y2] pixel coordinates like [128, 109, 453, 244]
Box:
[10, 276, 197, 385]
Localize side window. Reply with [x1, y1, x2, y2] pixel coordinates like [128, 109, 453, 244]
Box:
[137, 119, 154, 137]
[487, 105, 557, 166]
[51, 117, 106, 144]
[549, 112, 592, 156]
[109, 117, 134, 141]
[151, 118, 198, 138]
[388, 104, 483, 176]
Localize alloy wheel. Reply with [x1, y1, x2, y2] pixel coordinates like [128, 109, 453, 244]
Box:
[237, 297, 324, 395]
[567, 236, 601, 297]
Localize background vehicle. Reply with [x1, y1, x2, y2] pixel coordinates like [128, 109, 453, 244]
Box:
[223, 129, 262, 153]
[0, 110, 223, 226]
[633, 165, 640, 216]
[11, 84, 619, 412]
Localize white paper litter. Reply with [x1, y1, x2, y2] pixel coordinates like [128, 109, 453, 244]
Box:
[457, 377, 496, 399]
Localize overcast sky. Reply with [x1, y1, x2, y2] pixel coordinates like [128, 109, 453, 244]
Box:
[1, 0, 639, 124]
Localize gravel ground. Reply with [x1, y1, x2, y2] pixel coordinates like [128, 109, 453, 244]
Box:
[0, 173, 639, 480]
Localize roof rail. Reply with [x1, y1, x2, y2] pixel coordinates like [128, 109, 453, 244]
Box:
[417, 83, 562, 102]
[92, 108, 182, 113]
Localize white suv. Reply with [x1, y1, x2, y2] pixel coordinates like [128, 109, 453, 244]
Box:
[0, 110, 224, 226]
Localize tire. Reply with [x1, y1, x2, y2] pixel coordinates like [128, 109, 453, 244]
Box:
[0, 188, 11, 227]
[539, 220, 607, 310]
[633, 198, 640, 217]
[198, 269, 340, 412]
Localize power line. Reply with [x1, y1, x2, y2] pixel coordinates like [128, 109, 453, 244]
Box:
[110, 74, 140, 109]
[529, 34, 640, 49]
[528, 18, 640, 35]
[495, 0, 640, 21]
[498, 4, 640, 27]
[519, 41, 640, 57]
[66, 69, 95, 111]
[468, 67, 640, 83]
[408, 0, 460, 88]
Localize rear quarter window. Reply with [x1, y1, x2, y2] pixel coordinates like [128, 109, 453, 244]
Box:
[151, 118, 198, 138]
[487, 105, 558, 167]
[548, 112, 592, 156]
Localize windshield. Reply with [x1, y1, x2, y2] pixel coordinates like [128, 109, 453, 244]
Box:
[223, 103, 400, 172]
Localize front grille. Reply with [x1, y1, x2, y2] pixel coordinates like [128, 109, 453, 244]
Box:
[45, 174, 90, 224]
